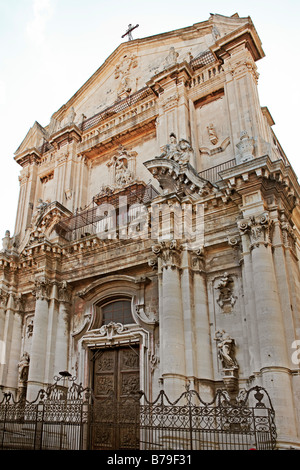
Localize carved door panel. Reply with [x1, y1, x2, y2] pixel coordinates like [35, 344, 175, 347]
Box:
[91, 346, 140, 450]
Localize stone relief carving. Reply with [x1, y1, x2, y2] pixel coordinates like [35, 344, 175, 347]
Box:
[215, 272, 237, 313]
[199, 136, 230, 157]
[114, 53, 138, 100]
[163, 46, 179, 69]
[107, 145, 136, 188]
[280, 213, 297, 251]
[207, 123, 218, 145]
[157, 133, 194, 164]
[236, 131, 254, 164]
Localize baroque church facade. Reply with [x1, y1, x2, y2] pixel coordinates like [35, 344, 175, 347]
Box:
[1, 13, 300, 449]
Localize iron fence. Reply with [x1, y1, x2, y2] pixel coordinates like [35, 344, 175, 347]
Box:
[0, 381, 276, 451]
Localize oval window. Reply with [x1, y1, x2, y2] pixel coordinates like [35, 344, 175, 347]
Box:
[101, 299, 133, 326]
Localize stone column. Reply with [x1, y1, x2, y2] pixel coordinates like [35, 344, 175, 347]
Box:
[191, 249, 214, 384]
[54, 281, 71, 376]
[238, 230, 261, 372]
[27, 277, 51, 401]
[180, 249, 196, 387]
[6, 294, 23, 391]
[0, 289, 9, 384]
[239, 212, 298, 442]
[153, 240, 186, 399]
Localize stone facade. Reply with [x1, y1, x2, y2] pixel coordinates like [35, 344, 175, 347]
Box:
[1, 13, 300, 449]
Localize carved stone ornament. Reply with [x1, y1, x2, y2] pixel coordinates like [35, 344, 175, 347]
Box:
[151, 239, 181, 268]
[280, 213, 297, 251]
[191, 247, 205, 272]
[236, 131, 254, 164]
[207, 123, 218, 146]
[238, 213, 273, 249]
[114, 53, 138, 99]
[58, 280, 72, 304]
[163, 46, 179, 69]
[99, 321, 127, 340]
[32, 277, 51, 301]
[107, 145, 136, 188]
[0, 289, 9, 308]
[215, 272, 237, 313]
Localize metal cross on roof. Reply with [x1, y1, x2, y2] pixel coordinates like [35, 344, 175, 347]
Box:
[122, 23, 139, 41]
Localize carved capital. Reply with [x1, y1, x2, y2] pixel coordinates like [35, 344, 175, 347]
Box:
[190, 247, 206, 272]
[151, 239, 182, 268]
[58, 280, 72, 304]
[238, 213, 273, 249]
[280, 214, 297, 251]
[13, 293, 24, 312]
[0, 289, 9, 308]
[32, 277, 51, 301]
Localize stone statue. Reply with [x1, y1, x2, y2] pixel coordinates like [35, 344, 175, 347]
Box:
[158, 134, 194, 164]
[215, 330, 238, 370]
[158, 133, 179, 160]
[164, 47, 179, 68]
[18, 352, 30, 383]
[31, 198, 48, 227]
[68, 107, 76, 124]
[2, 230, 11, 252]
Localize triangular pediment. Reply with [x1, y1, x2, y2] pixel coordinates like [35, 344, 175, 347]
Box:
[14, 121, 47, 158]
[45, 14, 261, 136]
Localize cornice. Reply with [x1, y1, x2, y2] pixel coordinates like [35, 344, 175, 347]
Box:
[210, 23, 265, 62]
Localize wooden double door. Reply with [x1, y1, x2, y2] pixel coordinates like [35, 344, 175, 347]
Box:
[91, 345, 140, 450]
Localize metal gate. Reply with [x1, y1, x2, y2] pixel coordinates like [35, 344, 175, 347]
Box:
[0, 379, 276, 451]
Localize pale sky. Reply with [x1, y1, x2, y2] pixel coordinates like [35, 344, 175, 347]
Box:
[0, 0, 299, 240]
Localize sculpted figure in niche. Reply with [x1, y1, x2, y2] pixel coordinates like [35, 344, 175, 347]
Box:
[18, 352, 30, 383]
[215, 330, 238, 370]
